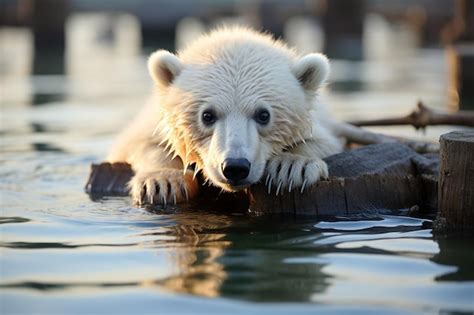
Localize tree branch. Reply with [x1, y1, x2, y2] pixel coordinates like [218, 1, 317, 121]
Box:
[348, 101, 474, 129]
[334, 121, 440, 153]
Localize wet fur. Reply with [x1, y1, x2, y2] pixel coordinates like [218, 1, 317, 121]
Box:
[107, 27, 343, 205]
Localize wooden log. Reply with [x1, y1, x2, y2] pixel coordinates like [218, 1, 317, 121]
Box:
[85, 162, 133, 197]
[85, 162, 249, 210]
[436, 131, 474, 229]
[249, 143, 438, 215]
[86, 143, 439, 216]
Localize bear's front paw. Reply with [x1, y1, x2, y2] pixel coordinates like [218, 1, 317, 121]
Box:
[265, 153, 328, 194]
[129, 169, 199, 206]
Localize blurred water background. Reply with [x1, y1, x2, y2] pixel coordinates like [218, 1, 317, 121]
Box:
[1, 1, 473, 314]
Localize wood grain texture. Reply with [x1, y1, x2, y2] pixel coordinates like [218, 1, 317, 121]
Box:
[249, 143, 438, 215]
[85, 162, 133, 196]
[438, 131, 474, 229]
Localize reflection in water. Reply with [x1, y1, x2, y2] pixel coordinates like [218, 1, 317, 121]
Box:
[144, 214, 474, 313]
[0, 217, 30, 224]
[31, 142, 66, 153]
[154, 214, 330, 301]
[1, 165, 474, 314]
[433, 233, 474, 282]
[153, 212, 233, 298]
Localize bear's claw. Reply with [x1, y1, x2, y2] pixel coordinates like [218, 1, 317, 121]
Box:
[265, 153, 328, 195]
[129, 169, 199, 206]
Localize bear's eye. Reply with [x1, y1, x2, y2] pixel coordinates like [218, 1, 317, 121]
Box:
[202, 110, 217, 126]
[254, 109, 270, 125]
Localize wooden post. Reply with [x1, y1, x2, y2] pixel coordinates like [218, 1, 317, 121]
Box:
[322, 0, 364, 60]
[447, 44, 474, 110]
[437, 131, 474, 229]
[31, 0, 69, 105]
[445, 0, 474, 110]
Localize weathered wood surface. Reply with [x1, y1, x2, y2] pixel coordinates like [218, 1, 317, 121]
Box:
[436, 131, 474, 229]
[249, 143, 439, 215]
[85, 162, 133, 196]
[86, 143, 439, 216]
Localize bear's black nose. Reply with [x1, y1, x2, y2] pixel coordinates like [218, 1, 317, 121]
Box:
[221, 158, 250, 183]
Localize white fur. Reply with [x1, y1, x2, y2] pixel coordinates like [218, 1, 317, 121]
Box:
[148, 50, 183, 88]
[107, 27, 344, 205]
[292, 53, 330, 91]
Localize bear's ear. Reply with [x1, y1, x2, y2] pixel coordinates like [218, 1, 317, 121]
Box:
[148, 50, 183, 88]
[292, 53, 330, 91]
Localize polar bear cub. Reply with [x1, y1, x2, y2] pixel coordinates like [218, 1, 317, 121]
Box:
[107, 27, 343, 205]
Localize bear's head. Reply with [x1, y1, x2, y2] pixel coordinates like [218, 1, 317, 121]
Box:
[148, 28, 329, 192]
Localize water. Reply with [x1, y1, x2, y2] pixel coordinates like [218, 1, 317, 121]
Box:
[1, 29, 474, 314]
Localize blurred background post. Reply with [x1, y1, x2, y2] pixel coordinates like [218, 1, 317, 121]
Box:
[0, 0, 472, 124]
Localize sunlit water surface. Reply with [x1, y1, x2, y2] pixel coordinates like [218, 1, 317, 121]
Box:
[1, 32, 473, 314]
